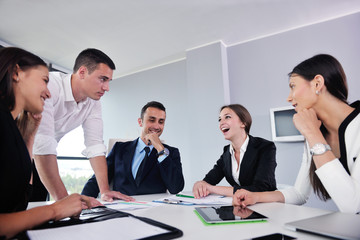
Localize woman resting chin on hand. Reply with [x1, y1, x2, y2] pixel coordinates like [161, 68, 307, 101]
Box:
[233, 54, 360, 214]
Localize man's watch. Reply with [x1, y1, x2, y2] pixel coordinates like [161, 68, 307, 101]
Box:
[310, 143, 331, 156]
[157, 148, 169, 157]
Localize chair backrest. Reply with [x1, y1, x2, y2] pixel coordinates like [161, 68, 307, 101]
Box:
[107, 138, 133, 155]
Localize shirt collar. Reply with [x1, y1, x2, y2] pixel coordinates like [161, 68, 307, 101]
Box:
[63, 74, 76, 102]
[136, 137, 154, 153]
[229, 135, 249, 155]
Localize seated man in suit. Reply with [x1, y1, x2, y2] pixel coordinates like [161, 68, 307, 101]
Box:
[82, 101, 185, 196]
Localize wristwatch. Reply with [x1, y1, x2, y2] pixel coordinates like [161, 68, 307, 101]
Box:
[310, 143, 331, 156]
[157, 148, 169, 157]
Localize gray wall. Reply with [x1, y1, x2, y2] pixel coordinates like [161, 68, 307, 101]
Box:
[101, 12, 360, 211]
[102, 42, 231, 191]
[227, 11, 360, 210]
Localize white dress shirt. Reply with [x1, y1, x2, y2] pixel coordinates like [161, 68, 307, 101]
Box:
[34, 72, 107, 158]
[229, 135, 249, 185]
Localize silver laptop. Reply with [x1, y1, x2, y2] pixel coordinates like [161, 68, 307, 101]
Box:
[285, 212, 360, 240]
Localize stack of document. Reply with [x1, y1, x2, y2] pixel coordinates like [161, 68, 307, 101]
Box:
[101, 200, 158, 211]
[154, 194, 232, 205]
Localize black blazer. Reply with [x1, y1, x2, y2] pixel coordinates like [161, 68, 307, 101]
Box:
[203, 135, 277, 192]
[82, 138, 185, 196]
[0, 102, 32, 213]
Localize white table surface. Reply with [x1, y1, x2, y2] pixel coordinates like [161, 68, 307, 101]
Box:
[28, 193, 333, 239]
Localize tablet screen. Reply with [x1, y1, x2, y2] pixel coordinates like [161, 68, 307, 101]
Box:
[195, 206, 267, 224]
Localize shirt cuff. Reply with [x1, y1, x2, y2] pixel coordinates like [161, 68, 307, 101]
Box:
[315, 158, 342, 187]
[157, 148, 170, 163]
[278, 188, 308, 205]
[33, 134, 58, 155]
[158, 154, 167, 163]
[81, 143, 107, 158]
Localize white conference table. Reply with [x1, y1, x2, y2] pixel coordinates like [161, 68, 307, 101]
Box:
[28, 193, 333, 239]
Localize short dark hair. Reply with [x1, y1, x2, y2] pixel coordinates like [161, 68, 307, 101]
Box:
[289, 54, 348, 103]
[0, 47, 47, 111]
[220, 104, 252, 134]
[140, 101, 166, 119]
[73, 48, 115, 74]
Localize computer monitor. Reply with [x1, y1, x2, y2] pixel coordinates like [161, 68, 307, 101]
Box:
[269, 106, 304, 142]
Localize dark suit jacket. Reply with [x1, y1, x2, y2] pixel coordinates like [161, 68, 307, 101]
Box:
[82, 138, 185, 196]
[203, 135, 277, 192]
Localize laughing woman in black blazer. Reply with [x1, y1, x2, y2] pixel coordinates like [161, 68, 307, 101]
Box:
[192, 104, 277, 198]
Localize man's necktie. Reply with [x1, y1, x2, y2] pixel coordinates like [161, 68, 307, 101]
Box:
[135, 146, 150, 186]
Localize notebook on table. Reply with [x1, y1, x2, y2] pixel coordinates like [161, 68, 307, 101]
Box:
[285, 212, 360, 240]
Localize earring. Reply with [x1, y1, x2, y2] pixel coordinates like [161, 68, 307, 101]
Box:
[316, 90, 319, 95]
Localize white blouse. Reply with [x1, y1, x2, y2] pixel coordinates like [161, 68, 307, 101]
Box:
[229, 135, 249, 185]
[279, 104, 360, 213]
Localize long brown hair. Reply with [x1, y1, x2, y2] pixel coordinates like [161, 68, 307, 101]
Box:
[0, 47, 47, 138]
[220, 104, 252, 134]
[0, 47, 47, 111]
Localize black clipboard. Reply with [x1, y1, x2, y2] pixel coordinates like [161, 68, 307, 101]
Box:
[26, 206, 183, 240]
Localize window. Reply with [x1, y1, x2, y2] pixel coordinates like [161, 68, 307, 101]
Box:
[57, 126, 94, 195]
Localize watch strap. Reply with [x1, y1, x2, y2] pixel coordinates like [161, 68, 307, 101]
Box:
[157, 148, 169, 157]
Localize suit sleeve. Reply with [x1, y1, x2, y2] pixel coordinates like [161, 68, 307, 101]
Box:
[81, 174, 99, 197]
[203, 153, 226, 185]
[157, 146, 185, 194]
[234, 141, 277, 192]
[81, 143, 117, 197]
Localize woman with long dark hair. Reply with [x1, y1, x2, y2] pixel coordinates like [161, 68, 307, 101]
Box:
[233, 54, 360, 213]
[0, 47, 92, 239]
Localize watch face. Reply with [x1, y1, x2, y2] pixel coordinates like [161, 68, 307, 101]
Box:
[311, 143, 330, 155]
[314, 144, 325, 153]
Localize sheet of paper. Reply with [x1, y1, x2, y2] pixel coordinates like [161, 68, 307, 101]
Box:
[154, 194, 233, 205]
[100, 200, 160, 211]
[27, 217, 169, 240]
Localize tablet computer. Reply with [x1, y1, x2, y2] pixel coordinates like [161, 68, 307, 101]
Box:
[195, 205, 267, 224]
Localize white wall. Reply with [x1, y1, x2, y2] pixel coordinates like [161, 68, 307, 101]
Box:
[101, 59, 191, 189]
[185, 42, 231, 187]
[101, 12, 360, 211]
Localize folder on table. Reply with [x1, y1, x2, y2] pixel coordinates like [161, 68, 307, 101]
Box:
[27, 206, 182, 240]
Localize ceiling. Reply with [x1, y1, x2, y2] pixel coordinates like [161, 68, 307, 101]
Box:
[1, 0, 360, 79]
